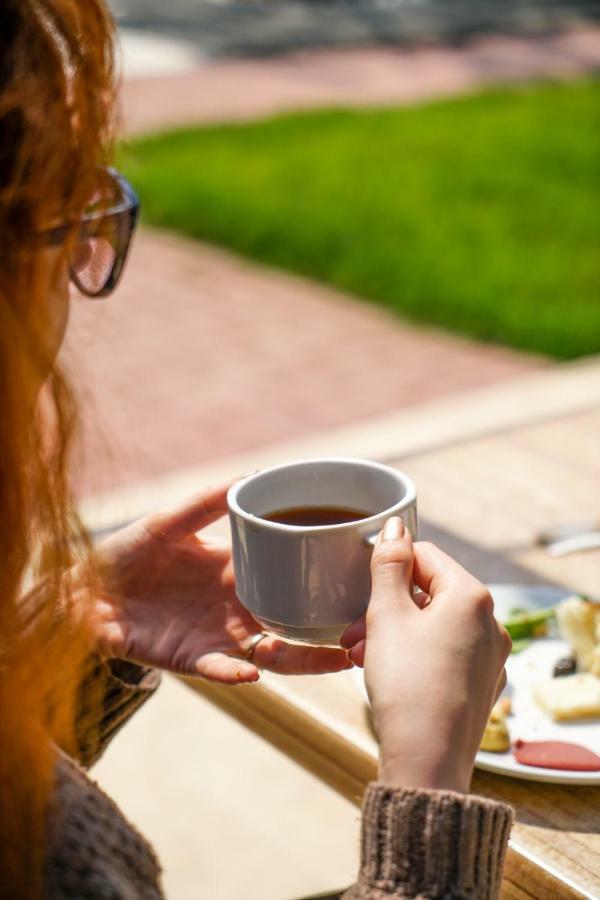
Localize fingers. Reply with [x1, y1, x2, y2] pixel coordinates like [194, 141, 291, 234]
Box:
[252, 635, 352, 675]
[340, 614, 366, 650]
[347, 638, 365, 668]
[412, 542, 487, 605]
[369, 517, 415, 618]
[146, 480, 234, 540]
[344, 518, 414, 653]
[195, 651, 260, 685]
[194, 637, 351, 681]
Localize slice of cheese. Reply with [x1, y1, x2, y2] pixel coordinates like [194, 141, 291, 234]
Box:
[555, 596, 600, 675]
[533, 674, 600, 722]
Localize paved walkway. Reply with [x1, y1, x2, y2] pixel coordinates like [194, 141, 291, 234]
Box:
[65, 229, 543, 498]
[121, 28, 600, 133]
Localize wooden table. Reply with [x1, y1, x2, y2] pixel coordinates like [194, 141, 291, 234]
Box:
[184, 406, 600, 899]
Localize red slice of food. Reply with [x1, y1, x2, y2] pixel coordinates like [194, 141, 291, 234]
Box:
[514, 739, 600, 772]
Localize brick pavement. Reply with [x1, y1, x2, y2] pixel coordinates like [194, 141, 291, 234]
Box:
[64, 229, 543, 498]
[121, 29, 600, 134]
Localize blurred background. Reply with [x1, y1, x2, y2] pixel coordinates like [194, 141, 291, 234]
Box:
[65, 0, 600, 501]
[68, 3, 600, 898]
[113, 0, 600, 57]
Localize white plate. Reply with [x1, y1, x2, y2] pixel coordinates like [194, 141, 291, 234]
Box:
[352, 583, 600, 785]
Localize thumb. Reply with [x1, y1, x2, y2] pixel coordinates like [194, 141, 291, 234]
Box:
[368, 517, 415, 619]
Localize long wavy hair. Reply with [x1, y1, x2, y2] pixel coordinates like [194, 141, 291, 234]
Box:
[0, 1, 116, 894]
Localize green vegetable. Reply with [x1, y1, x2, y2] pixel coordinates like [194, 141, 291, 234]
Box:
[510, 638, 532, 655]
[503, 607, 555, 640]
[508, 606, 527, 617]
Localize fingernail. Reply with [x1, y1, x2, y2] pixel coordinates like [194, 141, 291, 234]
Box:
[382, 516, 404, 541]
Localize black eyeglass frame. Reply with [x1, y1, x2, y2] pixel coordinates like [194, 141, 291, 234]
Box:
[41, 167, 140, 299]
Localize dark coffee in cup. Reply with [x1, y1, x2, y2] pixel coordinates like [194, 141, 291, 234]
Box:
[262, 506, 372, 527]
[228, 458, 418, 644]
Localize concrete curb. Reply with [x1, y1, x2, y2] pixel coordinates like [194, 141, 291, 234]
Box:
[81, 355, 600, 532]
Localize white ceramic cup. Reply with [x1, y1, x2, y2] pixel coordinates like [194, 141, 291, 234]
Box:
[227, 457, 418, 645]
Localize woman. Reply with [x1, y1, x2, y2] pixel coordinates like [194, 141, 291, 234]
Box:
[0, 2, 513, 898]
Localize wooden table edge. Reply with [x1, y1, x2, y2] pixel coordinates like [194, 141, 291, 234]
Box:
[181, 675, 595, 900]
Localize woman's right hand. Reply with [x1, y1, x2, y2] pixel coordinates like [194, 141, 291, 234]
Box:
[341, 518, 511, 794]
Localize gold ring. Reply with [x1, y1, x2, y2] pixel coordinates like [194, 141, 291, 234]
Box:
[245, 632, 268, 662]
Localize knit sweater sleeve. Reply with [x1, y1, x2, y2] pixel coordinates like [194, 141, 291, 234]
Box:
[343, 783, 514, 900]
[73, 657, 161, 769]
[17, 577, 161, 770]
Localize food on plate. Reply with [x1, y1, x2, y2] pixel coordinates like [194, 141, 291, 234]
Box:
[504, 606, 555, 642]
[533, 673, 600, 722]
[513, 739, 600, 772]
[553, 655, 577, 678]
[510, 638, 532, 655]
[476, 593, 600, 779]
[498, 696, 512, 717]
[480, 704, 510, 752]
[555, 595, 600, 675]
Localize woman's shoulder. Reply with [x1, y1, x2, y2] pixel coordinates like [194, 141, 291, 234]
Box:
[46, 753, 165, 900]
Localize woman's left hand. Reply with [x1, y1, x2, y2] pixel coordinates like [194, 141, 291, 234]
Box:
[90, 481, 351, 684]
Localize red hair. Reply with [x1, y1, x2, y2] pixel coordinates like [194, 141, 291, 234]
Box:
[0, 1, 117, 894]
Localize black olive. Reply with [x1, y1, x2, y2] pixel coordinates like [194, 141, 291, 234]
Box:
[553, 656, 577, 678]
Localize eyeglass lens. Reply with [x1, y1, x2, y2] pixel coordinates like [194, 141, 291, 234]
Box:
[70, 172, 132, 297]
[71, 234, 118, 296]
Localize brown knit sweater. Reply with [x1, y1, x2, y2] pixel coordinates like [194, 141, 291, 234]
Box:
[46, 658, 165, 899]
[343, 785, 513, 899]
[46, 663, 513, 899]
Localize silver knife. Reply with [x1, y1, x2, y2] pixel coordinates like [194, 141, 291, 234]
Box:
[545, 531, 600, 558]
[536, 519, 600, 546]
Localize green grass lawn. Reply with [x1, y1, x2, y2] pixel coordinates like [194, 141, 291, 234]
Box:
[122, 80, 600, 359]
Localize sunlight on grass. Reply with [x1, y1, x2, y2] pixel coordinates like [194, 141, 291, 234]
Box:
[122, 81, 600, 359]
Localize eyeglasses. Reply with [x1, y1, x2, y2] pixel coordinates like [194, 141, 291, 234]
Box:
[41, 167, 140, 299]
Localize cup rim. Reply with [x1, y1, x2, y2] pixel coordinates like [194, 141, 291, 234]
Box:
[227, 457, 416, 533]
